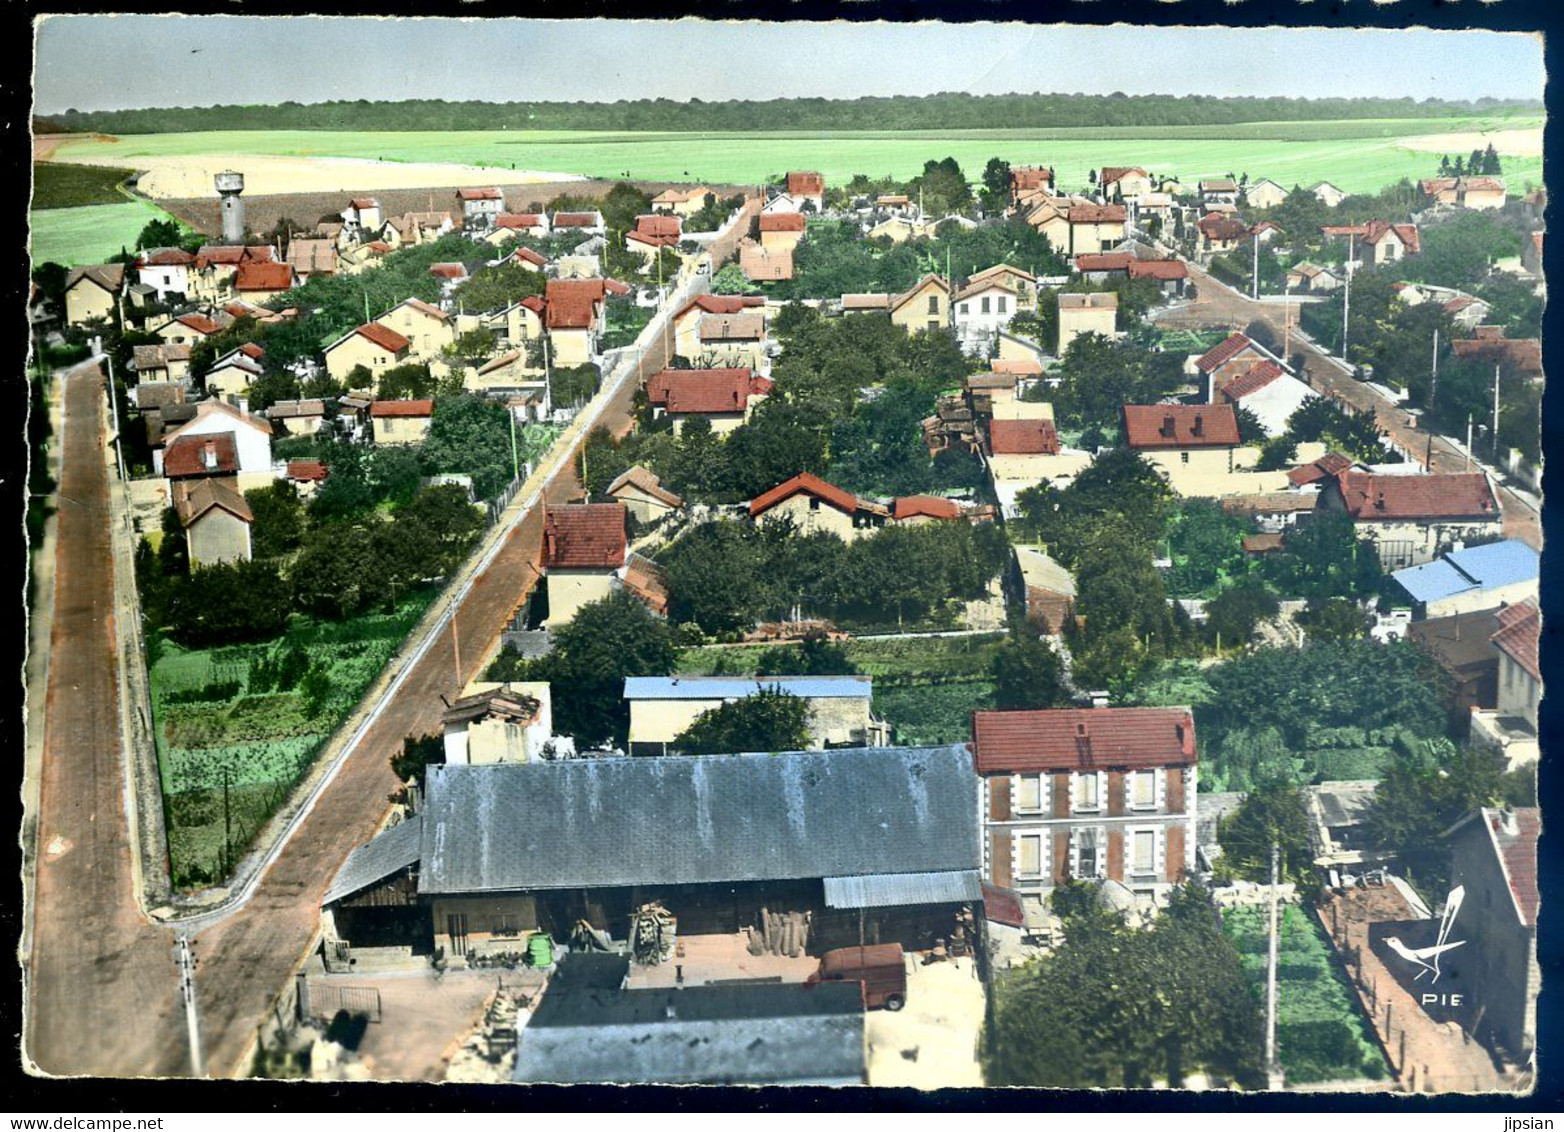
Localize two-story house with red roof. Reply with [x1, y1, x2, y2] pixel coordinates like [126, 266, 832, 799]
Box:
[457, 186, 506, 229]
[645, 368, 772, 435]
[974, 707, 1199, 910]
[542, 502, 629, 629]
[1322, 220, 1421, 266]
[783, 171, 825, 212]
[323, 321, 413, 385]
[1468, 600, 1540, 770]
[1316, 469, 1503, 568]
[670, 294, 767, 363]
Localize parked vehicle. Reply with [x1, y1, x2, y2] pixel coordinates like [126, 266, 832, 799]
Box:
[808, 944, 907, 1011]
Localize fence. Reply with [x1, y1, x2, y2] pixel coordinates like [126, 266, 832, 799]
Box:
[486, 466, 532, 525]
[306, 982, 384, 1025]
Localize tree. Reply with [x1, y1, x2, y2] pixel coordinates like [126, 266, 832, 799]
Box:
[1232, 404, 1267, 446]
[674, 688, 811, 755]
[162, 560, 293, 647]
[909, 156, 972, 217]
[136, 217, 184, 250]
[1052, 334, 1182, 430]
[979, 156, 1012, 214]
[756, 633, 858, 676]
[420, 393, 515, 498]
[390, 733, 443, 784]
[1296, 597, 1373, 642]
[244, 481, 307, 560]
[991, 632, 1068, 710]
[1204, 579, 1280, 649]
[1165, 499, 1252, 597]
[1216, 781, 1314, 883]
[376, 362, 436, 400]
[1260, 510, 1382, 600]
[454, 261, 545, 312]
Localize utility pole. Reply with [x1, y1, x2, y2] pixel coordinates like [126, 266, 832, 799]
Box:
[1466, 414, 1474, 471]
[1492, 363, 1502, 460]
[1252, 231, 1259, 301]
[1265, 841, 1281, 1089]
[1282, 281, 1291, 358]
[1430, 327, 1440, 407]
[1341, 235, 1354, 362]
[508, 403, 520, 484]
[451, 615, 462, 689]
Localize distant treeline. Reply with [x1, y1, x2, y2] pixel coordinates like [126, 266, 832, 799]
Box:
[39, 93, 1541, 135]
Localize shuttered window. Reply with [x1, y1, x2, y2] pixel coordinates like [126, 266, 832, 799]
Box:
[1015, 774, 1045, 814]
[1018, 834, 1044, 878]
[1132, 830, 1157, 876]
[1131, 770, 1157, 809]
[1073, 771, 1103, 813]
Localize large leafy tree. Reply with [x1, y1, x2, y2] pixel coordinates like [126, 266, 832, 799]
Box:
[1051, 335, 1183, 430]
[674, 688, 812, 755]
[991, 632, 1069, 710]
[420, 393, 516, 498]
[1259, 510, 1382, 600]
[1216, 781, 1315, 883]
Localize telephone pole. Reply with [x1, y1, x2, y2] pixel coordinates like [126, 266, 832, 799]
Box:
[94, 337, 128, 483]
[1252, 231, 1259, 300]
[1341, 235, 1354, 363]
[176, 934, 205, 1078]
[1266, 841, 1282, 1089]
[1492, 363, 1502, 460]
[1429, 327, 1440, 407]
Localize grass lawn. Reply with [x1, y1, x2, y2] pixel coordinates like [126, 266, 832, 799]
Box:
[32, 161, 140, 208]
[29, 197, 176, 266]
[675, 632, 1003, 745]
[47, 117, 1543, 198]
[149, 590, 437, 888]
[1224, 904, 1390, 1085]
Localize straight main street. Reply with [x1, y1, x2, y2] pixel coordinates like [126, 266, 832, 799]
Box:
[1155, 261, 1541, 550]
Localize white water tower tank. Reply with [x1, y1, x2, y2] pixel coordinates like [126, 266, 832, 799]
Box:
[215, 170, 245, 243]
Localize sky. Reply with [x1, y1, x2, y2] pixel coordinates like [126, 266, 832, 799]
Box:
[33, 17, 1546, 114]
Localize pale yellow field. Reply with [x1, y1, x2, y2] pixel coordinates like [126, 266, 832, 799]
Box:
[1398, 126, 1543, 158]
[48, 149, 583, 198]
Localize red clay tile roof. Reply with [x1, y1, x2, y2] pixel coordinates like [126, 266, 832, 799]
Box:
[699, 311, 765, 341]
[749, 472, 862, 518]
[1287, 451, 1355, 487]
[622, 551, 670, 616]
[760, 212, 807, 232]
[739, 242, 794, 281]
[172, 477, 252, 526]
[1490, 600, 1540, 682]
[1198, 214, 1250, 242]
[634, 214, 682, 238]
[972, 707, 1197, 774]
[1122, 404, 1241, 448]
[1075, 252, 1134, 273]
[1099, 166, 1148, 186]
[676, 294, 766, 322]
[1221, 360, 1286, 401]
[627, 230, 681, 249]
[164, 433, 238, 478]
[1194, 332, 1255, 374]
[1068, 202, 1127, 224]
[195, 244, 275, 269]
[892, 495, 961, 521]
[429, 262, 468, 280]
[1241, 532, 1286, 554]
[543, 503, 626, 569]
[648, 369, 759, 415]
[287, 459, 329, 482]
[143, 248, 196, 267]
[175, 313, 223, 336]
[349, 198, 379, 210]
[607, 465, 684, 509]
[458, 187, 503, 201]
[987, 418, 1062, 456]
[234, 261, 294, 292]
[1450, 332, 1542, 375]
[496, 213, 546, 229]
[786, 171, 824, 196]
[1009, 167, 1054, 192]
[1127, 259, 1188, 281]
[370, 399, 434, 418]
[1497, 808, 1541, 927]
[353, 322, 411, 354]
[1330, 470, 1500, 521]
[545, 278, 613, 330]
[551, 212, 601, 228]
[990, 358, 1043, 376]
[508, 246, 547, 268]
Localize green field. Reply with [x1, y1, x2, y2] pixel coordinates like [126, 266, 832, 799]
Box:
[150, 592, 437, 888]
[29, 197, 176, 266]
[1225, 905, 1389, 1085]
[32, 161, 140, 209]
[46, 116, 1542, 195]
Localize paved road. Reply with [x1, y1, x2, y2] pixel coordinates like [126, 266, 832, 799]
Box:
[25, 361, 188, 1077]
[1158, 263, 1541, 549]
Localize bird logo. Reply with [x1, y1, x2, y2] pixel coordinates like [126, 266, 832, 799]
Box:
[1385, 885, 1466, 984]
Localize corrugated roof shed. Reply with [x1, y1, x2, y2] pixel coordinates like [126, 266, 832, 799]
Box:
[1392, 540, 1539, 605]
[324, 817, 423, 906]
[418, 744, 978, 895]
[823, 869, 981, 909]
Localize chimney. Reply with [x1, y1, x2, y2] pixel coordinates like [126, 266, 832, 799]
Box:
[1177, 716, 1196, 757]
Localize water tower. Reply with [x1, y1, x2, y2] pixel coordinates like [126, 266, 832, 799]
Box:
[215, 170, 245, 243]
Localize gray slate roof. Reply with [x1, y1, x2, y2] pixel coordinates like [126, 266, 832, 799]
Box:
[419, 745, 979, 896]
[324, 816, 422, 905]
[514, 980, 866, 1085]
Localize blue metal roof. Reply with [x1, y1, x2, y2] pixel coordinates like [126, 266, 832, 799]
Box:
[623, 675, 874, 700]
[1393, 540, 1539, 604]
[823, 869, 982, 909]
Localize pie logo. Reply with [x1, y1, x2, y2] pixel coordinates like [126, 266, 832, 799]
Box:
[1386, 885, 1466, 985]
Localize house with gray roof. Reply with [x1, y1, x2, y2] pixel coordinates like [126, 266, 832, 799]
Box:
[323, 745, 980, 969]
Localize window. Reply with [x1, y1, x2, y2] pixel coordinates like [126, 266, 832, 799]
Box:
[927, 295, 939, 315]
[809, 497, 821, 511]
[1180, 451, 1191, 464]
[959, 303, 968, 315]
[1076, 829, 1100, 879]
[1074, 772, 1100, 812]
[928, 320, 940, 333]
[998, 296, 1008, 314]
[1016, 774, 1044, 814]
[1132, 770, 1157, 809]
[981, 297, 992, 315]
[1132, 830, 1157, 876]
[1018, 834, 1043, 878]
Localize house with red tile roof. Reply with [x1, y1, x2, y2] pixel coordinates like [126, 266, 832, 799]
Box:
[626, 213, 684, 257]
[1126, 258, 1189, 295]
[1057, 291, 1120, 354]
[163, 433, 239, 480]
[651, 185, 716, 216]
[1008, 166, 1055, 208]
[1467, 601, 1540, 770]
[1191, 330, 1288, 392]
[758, 210, 807, 253]
[668, 293, 768, 366]
[153, 311, 224, 346]
[1216, 358, 1318, 438]
[1026, 198, 1127, 255]
[457, 186, 506, 229]
[606, 466, 684, 524]
[543, 277, 627, 366]
[324, 321, 414, 385]
[137, 247, 197, 300]
[484, 213, 552, 245]
[1445, 806, 1540, 1064]
[1450, 326, 1542, 379]
[973, 706, 1199, 909]
[369, 399, 435, 446]
[542, 502, 629, 628]
[890, 495, 962, 524]
[550, 210, 605, 235]
[738, 239, 794, 283]
[171, 478, 253, 568]
[1097, 167, 1153, 203]
[980, 414, 1093, 512]
[375, 296, 456, 359]
[1322, 219, 1420, 266]
[1122, 403, 1291, 498]
[341, 197, 382, 234]
[783, 171, 825, 211]
[748, 472, 888, 542]
[379, 210, 455, 248]
[645, 368, 772, 434]
[234, 260, 295, 301]
[1196, 213, 1249, 256]
[1317, 469, 1502, 567]
[1420, 176, 1507, 211]
[154, 400, 274, 489]
[189, 244, 278, 302]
